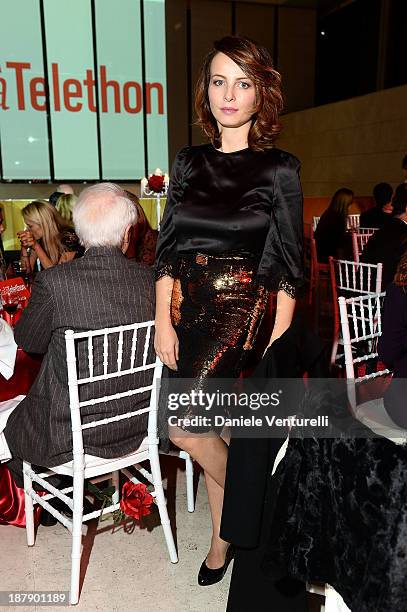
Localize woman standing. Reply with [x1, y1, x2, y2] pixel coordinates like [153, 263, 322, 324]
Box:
[18, 200, 83, 273]
[155, 36, 303, 586]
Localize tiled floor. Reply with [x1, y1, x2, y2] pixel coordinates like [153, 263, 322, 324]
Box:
[0, 459, 231, 612]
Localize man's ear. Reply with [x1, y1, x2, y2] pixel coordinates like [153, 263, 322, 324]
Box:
[121, 224, 132, 254]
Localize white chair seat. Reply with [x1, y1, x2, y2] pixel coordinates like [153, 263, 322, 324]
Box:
[356, 398, 407, 445]
[51, 437, 150, 477]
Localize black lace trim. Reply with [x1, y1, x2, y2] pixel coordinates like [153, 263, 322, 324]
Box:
[278, 278, 296, 299]
[155, 262, 176, 281]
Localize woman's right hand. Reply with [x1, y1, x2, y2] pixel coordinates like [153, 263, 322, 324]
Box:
[154, 322, 179, 370]
[17, 230, 36, 249]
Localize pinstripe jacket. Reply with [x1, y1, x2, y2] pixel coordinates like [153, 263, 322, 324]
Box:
[4, 246, 155, 467]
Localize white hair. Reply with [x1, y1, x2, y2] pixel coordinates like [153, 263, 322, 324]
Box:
[73, 183, 137, 249]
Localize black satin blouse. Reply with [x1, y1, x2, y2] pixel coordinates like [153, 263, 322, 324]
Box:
[155, 144, 304, 296]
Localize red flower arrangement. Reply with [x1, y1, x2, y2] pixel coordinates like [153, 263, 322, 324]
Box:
[147, 174, 165, 193]
[120, 482, 154, 520]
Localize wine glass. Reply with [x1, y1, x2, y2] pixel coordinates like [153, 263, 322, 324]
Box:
[2, 294, 19, 327]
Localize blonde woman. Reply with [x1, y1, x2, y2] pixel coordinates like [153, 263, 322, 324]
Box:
[18, 200, 83, 273]
[56, 193, 77, 223]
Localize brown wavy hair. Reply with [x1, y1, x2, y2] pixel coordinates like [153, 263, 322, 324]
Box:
[194, 36, 283, 151]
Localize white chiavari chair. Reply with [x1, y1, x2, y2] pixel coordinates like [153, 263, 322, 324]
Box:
[23, 321, 181, 604]
[337, 293, 407, 439]
[329, 258, 383, 365]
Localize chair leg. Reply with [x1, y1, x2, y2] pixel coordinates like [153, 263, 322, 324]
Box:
[111, 470, 120, 505]
[180, 451, 195, 513]
[149, 445, 178, 563]
[70, 472, 84, 605]
[330, 333, 339, 366]
[23, 461, 35, 547]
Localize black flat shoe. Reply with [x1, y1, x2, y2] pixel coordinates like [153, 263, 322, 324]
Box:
[198, 545, 234, 586]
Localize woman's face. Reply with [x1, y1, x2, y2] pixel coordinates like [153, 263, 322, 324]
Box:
[25, 220, 43, 240]
[208, 52, 256, 133]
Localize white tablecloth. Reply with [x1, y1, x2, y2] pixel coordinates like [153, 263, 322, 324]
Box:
[0, 395, 25, 462]
[0, 318, 17, 379]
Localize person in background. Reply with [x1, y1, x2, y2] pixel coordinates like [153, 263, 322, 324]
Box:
[56, 193, 77, 224]
[378, 251, 407, 427]
[48, 191, 64, 207]
[0, 207, 4, 237]
[124, 191, 158, 266]
[314, 188, 354, 262]
[57, 183, 74, 195]
[393, 156, 407, 199]
[18, 200, 83, 273]
[359, 182, 393, 228]
[49, 184, 75, 207]
[361, 189, 407, 287]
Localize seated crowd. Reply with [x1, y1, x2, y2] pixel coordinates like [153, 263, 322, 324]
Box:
[315, 155, 407, 289]
[3, 184, 156, 518]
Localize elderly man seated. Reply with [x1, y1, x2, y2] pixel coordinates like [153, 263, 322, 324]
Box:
[4, 183, 155, 492]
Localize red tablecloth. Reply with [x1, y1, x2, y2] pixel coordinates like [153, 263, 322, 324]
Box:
[0, 348, 42, 401]
[0, 348, 43, 527]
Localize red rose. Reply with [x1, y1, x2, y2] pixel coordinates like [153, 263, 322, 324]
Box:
[120, 482, 154, 520]
[148, 174, 165, 193]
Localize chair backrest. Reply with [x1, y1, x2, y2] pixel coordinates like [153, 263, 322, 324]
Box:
[346, 214, 360, 230]
[65, 321, 162, 465]
[338, 292, 390, 382]
[329, 258, 383, 297]
[356, 226, 379, 235]
[313, 213, 360, 233]
[351, 228, 378, 263]
[330, 258, 383, 343]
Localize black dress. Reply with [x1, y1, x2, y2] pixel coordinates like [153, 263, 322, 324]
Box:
[378, 282, 407, 427]
[314, 210, 352, 263]
[155, 144, 304, 433]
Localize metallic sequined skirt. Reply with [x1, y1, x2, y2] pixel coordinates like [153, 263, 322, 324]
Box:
[160, 252, 269, 435]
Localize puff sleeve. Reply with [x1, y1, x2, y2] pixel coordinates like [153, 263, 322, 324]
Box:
[154, 147, 189, 281]
[256, 154, 304, 298]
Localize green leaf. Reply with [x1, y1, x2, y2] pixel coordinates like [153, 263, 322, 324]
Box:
[86, 482, 104, 501]
[102, 486, 116, 497]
